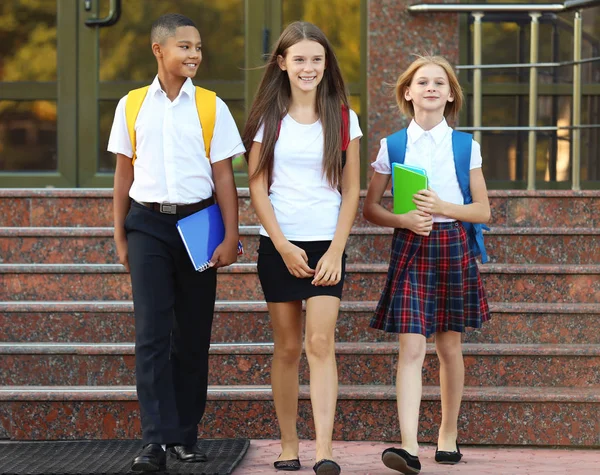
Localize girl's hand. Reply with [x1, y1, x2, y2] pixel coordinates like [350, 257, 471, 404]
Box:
[278, 241, 315, 278]
[402, 210, 433, 236]
[312, 248, 343, 286]
[413, 189, 445, 215]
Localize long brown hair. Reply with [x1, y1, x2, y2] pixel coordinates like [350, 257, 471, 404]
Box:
[395, 55, 463, 120]
[242, 21, 349, 189]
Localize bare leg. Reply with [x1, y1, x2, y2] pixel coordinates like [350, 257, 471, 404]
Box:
[435, 330, 464, 452]
[396, 333, 427, 456]
[305, 295, 340, 462]
[269, 301, 303, 461]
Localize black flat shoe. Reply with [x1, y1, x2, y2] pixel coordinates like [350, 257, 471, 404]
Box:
[313, 459, 341, 475]
[131, 443, 166, 472]
[168, 444, 208, 463]
[381, 447, 421, 474]
[274, 457, 301, 471]
[435, 443, 462, 464]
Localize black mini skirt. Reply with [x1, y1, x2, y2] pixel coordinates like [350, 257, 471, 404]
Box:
[257, 236, 346, 302]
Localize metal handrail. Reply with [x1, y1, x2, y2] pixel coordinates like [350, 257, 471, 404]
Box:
[409, 1, 600, 190]
[457, 125, 600, 132]
[408, 0, 600, 13]
[455, 56, 600, 69]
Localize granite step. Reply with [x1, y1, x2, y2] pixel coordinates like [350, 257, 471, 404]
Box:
[1, 263, 599, 303]
[1, 385, 598, 445]
[2, 226, 598, 265]
[1, 342, 598, 388]
[1, 301, 597, 345]
[2, 189, 599, 228]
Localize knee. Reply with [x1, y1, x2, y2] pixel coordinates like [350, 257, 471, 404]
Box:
[274, 342, 302, 365]
[436, 342, 463, 363]
[398, 341, 427, 365]
[305, 333, 334, 361]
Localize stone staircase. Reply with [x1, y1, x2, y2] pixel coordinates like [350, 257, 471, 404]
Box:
[0, 189, 599, 446]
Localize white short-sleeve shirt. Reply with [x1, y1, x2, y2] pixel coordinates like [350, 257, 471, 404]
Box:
[107, 76, 245, 204]
[371, 118, 482, 222]
[254, 110, 362, 241]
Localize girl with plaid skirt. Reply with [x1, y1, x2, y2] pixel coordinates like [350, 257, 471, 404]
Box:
[363, 55, 491, 475]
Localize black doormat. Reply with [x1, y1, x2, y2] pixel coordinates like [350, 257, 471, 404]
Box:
[0, 439, 250, 475]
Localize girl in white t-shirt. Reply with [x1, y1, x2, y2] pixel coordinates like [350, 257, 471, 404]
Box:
[242, 21, 362, 475]
[363, 56, 491, 474]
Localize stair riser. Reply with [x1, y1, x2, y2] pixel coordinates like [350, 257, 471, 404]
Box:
[2, 353, 598, 388]
[3, 233, 597, 265]
[2, 195, 598, 228]
[2, 272, 598, 303]
[1, 399, 597, 446]
[2, 311, 598, 345]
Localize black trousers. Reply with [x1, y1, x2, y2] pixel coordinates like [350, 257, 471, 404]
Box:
[125, 201, 217, 445]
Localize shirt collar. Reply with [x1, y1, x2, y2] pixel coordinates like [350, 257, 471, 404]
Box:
[148, 75, 195, 99]
[407, 118, 450, 145]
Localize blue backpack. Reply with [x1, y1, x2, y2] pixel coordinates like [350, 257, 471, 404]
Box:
[386, 128, 490, 263]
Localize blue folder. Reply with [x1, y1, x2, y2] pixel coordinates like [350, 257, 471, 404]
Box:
[176, 204, 225, 272]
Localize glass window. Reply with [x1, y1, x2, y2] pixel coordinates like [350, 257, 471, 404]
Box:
[282, 0, 361, 84]
[99, 0, 245, 82]
[0, 101, 57, 171]
[0, 1, 57, 81]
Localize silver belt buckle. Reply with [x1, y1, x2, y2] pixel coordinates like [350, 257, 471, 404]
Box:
[159, 203, 177, 214]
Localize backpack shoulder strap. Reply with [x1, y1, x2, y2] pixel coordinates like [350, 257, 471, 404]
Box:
[341, 105, 350, 151]
[451, 130, 473, 202]
[194, 86, 217, 161]
[386, 128, 408, 166]
[124, 86, 151, 165]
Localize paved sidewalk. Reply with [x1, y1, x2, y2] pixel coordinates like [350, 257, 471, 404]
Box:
[236, 440, 600, 474]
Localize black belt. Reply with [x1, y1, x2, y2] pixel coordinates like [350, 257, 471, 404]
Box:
[139, 196, 215, 215]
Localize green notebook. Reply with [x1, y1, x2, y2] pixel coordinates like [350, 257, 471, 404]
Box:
[392, 163, 428, 214]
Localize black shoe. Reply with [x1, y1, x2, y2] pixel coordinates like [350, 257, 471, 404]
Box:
[131, 444, 166, 472]
[313, 459, 341, 475]
[381, 447, 421, 474]
[435, 443, 462, 464]
[167, 444, 208, 463]
[274, 457, 301, 471]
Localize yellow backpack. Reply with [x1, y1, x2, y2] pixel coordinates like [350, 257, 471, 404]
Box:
[124, 85, 217, 164]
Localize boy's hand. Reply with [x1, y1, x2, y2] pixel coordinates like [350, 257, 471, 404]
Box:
[413, 188, 445, 215]
[210, 238, 238, 268]
[277, 241, 315, 278]
[401, 210, 433, 236]
[114, 235, 130, 272]
[312, 248, 343, 286]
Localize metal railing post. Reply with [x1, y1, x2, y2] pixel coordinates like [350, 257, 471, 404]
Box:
[528, 13, 541, 190]
[472, 12, 484, 144]
[572, 11, 582, 190]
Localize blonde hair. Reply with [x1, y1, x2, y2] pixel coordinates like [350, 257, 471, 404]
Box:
[395, 55, 463, 120]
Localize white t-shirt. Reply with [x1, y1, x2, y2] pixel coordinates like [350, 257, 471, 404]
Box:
[371, 119, 482, 222]
[254, 110, 362, 241]
[107, 76, 245, 204]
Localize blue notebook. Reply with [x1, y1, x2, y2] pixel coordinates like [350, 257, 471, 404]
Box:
[176, 204, 225, 272]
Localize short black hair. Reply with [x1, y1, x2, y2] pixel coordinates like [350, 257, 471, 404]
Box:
[151, 13, 197, 44]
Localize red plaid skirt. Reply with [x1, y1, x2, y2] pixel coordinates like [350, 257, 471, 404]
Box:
[370, 221, 490, 337]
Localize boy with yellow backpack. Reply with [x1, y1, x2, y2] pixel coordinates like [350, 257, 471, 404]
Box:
[108, 13, 244, 473]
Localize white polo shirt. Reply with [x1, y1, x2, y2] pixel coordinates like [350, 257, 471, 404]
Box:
[254, 110, 362, 241]
[371, 118, 482, 222]
[107, 76, 245, 204]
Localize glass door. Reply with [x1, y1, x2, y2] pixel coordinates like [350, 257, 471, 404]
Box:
[81, 0, 250, 187]
[0, 0, 365, 187]
[0, 0, 77, 187]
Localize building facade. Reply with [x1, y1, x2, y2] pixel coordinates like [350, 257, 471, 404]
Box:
[0, 0, 598, 189]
